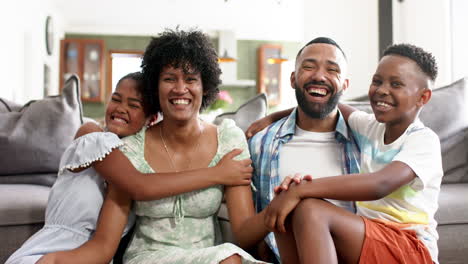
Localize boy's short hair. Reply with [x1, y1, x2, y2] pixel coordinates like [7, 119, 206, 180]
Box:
[383, 44, 438, 82]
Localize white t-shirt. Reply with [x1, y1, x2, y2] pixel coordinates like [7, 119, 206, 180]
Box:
[349, 111, 443, 263]
[279, 125, 355, 212]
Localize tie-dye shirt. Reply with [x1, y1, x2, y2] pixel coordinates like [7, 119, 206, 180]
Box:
[349, 111, 443, 263]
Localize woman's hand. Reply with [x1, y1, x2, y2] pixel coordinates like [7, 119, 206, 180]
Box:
[274, 174, 313, 194]
[215, 149, 253, 186]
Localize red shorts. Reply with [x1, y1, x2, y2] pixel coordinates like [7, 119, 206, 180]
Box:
[359, 217, 433, 264]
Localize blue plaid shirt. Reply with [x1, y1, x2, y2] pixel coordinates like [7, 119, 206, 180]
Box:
[248, 108, 361, 261]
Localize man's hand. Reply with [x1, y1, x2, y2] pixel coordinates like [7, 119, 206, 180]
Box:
[274, 173, 312, 194]
[265, 185, 302, 233]
[245, 115, 275, 139]
[215, 149, 253, 186]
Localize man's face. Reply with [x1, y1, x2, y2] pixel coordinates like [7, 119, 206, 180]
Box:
[291, 43, 349, 119]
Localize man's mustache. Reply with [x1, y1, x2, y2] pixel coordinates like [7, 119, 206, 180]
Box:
[303, 80, 334, 93]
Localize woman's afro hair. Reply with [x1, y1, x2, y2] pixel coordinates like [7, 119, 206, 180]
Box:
[141, 28, 222, 115]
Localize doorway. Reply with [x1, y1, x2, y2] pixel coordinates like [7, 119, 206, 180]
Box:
[106, 50, 143, 97]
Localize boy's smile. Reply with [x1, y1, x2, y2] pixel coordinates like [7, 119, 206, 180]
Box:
[369, 55, 430, 130]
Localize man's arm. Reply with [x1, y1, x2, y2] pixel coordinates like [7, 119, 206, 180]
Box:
[245, 108, 293, 139]
[337, 103, 357, 122]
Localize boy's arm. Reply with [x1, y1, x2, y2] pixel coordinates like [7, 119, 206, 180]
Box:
[93, 148, 252, 201]
[245, 107, 294, 139]
[337, 103, 357, 122]
[36, 184, 131, 264]
[264, 161, 416, 232]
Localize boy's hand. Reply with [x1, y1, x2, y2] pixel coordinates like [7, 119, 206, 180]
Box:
[274, 173, 312, 194]
[216, 149, 253, 186]
[265, 185, 301, 233]
[245, 115, 274, 139]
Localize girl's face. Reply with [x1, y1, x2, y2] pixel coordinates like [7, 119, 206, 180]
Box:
[158, 65, 203, 122]
[105, 78, 147, 137]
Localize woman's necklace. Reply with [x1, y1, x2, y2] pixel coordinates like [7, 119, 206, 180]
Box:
[159, 123, 203, 172]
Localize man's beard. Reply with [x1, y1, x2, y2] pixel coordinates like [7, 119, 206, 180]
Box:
[295, 81, 343, 120]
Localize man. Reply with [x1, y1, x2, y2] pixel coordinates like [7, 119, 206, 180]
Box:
[248, 37, 360, 262]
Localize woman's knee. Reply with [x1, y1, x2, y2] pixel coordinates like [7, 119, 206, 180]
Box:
[220, 254, 242, 264]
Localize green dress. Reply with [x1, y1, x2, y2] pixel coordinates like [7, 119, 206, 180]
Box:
[121, 119, 266, 264]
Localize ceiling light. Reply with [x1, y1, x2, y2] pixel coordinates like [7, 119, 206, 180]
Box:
[218, 49, 236, 63]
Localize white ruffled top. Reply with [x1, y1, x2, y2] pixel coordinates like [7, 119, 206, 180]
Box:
[6, 132, 135, 262]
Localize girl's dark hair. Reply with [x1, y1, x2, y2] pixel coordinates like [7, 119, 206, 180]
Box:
[116, 71, 149, 115]
[117, 72, 144, 93]
[141, 28, 222, 115]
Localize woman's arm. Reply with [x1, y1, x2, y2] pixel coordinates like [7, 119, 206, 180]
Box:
[245, 108, 294, 139]
[36, 184, 131, 264]
[224, 185, 269, 250]
[337, 103, 357, 122]
[93, 148, 252, 201]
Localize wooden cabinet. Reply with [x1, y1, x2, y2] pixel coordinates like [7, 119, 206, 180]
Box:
[59, 39, 105, 102]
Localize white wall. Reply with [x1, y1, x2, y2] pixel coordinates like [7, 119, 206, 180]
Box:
[393, 0, 452, 88]
[0, 0, 65, 104]
[56, 0, 305, 42]
[302, 0, 379, 100]
[451, 0, 468, 82]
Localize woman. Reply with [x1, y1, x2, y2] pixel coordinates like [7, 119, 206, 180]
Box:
[117, 29, 269, 264]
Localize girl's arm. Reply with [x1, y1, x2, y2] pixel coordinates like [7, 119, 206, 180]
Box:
[245, 108, 294, 138]
[72, 123, 253, 201]
[36, 184, 131, 264]
[264, 161, 417, 232]
[224, 185, 269, 250]
[93, 148, 252, 201]
[337, 103, 357, 122]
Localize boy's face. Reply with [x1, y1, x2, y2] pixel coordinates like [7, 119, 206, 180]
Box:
[105, 79, 147, 137]
[369, 55, 431, 127]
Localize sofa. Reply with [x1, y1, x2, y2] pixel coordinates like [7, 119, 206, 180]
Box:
[1, 75, 467, 264]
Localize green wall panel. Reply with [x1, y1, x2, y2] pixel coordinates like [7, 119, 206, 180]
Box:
[67, 34, 301, 119]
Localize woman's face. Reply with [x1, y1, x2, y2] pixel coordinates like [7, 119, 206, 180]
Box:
[158, 65, 203, 122]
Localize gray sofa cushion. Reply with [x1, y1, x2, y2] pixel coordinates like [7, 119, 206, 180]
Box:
[213, 93, 268, 132]
[0, 173, 58, 187]
[419, 77, 468, 140]
[0, 98, 22, 112]
[435, 183, 468, 225]
[0, 184, 50, 226]
[0, 75, 83, 175]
